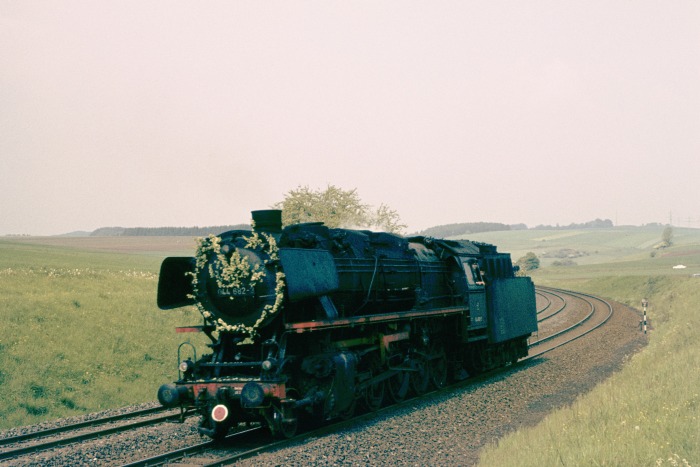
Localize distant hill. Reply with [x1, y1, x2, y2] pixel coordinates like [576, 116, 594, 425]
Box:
[80, 218, 616, 238]
[57, 231, 92, 237]
[411, 219, 616, 238]
[413, 222, 524, 238]
[532, 218, 613, 230]
[90, 225, 251, 236]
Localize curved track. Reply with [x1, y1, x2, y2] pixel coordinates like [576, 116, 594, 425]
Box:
[535, 287, 566, 322]
[117, 287, 618, 466]
[528, 286, 614, 358]
[3, 287, 617, 466]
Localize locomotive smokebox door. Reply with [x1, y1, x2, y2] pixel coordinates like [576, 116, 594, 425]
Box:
[279, 248, 340, 301]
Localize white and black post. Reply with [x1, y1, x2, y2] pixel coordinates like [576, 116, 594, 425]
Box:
[641, 298, 649, 334]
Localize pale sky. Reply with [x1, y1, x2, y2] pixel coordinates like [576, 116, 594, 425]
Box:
[1, 1, 699, 235]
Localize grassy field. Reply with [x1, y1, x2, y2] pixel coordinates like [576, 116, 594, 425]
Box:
[1, 228, 698, 466]
[0, 237, 206, 428]
[463, 226, 700, 273]
[471, 228, 700, 467]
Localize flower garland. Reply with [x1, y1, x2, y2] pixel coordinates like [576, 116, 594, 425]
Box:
[188, 231, 285, 337]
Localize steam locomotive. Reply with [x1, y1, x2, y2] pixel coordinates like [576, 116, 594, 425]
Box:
[156, 210, 537, 439]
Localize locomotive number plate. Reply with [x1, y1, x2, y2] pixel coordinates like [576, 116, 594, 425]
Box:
[217, 287, 253, 297]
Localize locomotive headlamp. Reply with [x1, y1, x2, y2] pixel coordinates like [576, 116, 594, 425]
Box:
[179, 360, 193, 373]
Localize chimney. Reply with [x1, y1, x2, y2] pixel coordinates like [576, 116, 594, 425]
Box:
[251, 210, 282, 233]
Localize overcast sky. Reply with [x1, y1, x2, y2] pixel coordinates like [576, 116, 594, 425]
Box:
[1, 1, 698, 235]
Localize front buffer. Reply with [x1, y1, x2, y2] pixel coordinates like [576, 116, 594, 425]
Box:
[157, 335, 299, 440]
[158, 377, 294, 440]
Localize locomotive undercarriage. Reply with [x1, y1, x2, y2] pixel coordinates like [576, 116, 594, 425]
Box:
[159, 313, 529, 440]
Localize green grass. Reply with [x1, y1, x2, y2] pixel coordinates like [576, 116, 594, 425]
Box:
[0, 238, 205, 429]
[476, 229, 700, 466]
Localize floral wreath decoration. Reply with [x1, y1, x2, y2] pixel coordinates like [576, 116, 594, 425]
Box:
[187, 230, 285, 337]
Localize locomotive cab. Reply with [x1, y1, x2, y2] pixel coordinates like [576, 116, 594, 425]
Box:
[458, 257, 488, 333]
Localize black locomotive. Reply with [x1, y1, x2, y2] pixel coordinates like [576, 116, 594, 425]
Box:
[156, 210, 537, 439]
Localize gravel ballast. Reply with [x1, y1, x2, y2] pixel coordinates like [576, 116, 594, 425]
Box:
[240, 300, 646, 466]
[1, 300, 646, 466]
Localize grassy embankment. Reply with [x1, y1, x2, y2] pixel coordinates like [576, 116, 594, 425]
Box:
[0, 237, 206, 429]
[467, 227, 700, 466]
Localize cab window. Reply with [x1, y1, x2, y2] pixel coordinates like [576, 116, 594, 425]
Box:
[462, 260, 484, 287]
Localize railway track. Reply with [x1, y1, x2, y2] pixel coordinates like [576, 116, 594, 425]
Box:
[535, 289, 553, 315]
[528, 286, 614, 358]
[115, 287, 618, 466]
[535, 287, 566, 321]
[0, 406, 178, 463]
[2, 287, 616, 466]
[121, 425, 267, 467]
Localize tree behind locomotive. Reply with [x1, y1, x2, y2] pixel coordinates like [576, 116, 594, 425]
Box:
[156, 210, 537, 439]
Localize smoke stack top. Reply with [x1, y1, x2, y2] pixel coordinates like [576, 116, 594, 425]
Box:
[252, 210, 282, 232]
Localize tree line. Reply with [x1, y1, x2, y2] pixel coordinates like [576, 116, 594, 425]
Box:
[532, 218, 613, 230]
[90, 225, 251, 237]
[86, 187, 617, 238]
